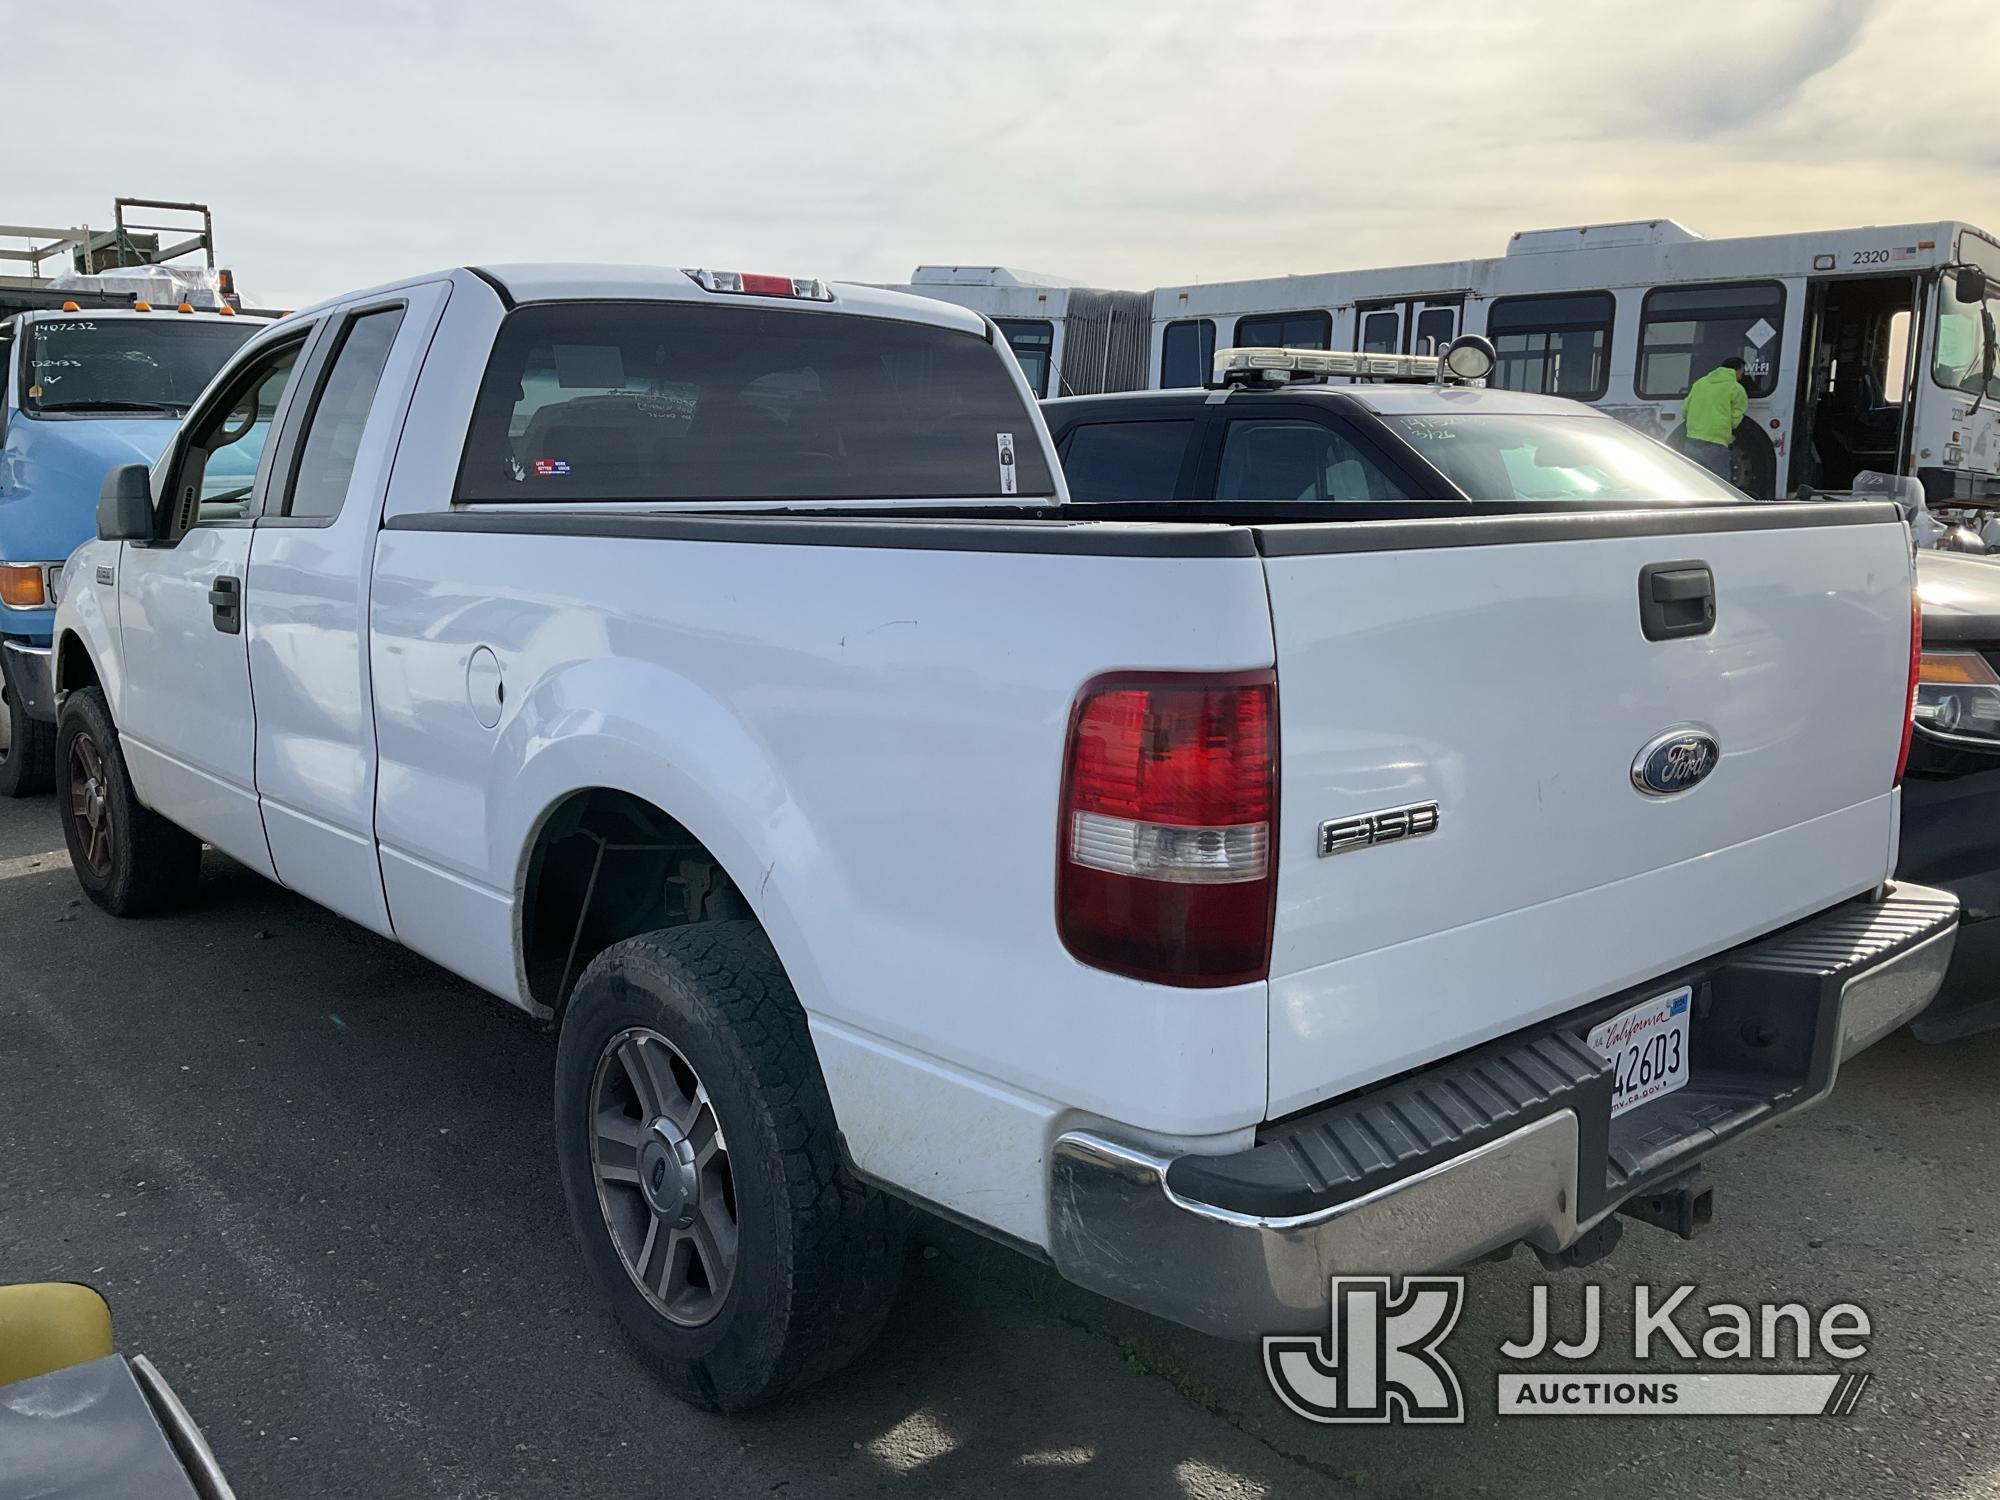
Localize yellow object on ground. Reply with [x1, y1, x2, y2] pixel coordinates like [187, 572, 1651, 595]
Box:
[1684, 366, 1748, 446]
[0, 1282, 115, 1386]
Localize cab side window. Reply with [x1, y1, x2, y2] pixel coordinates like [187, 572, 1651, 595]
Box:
[282, 308, 405, 520]
[1058, 419, 1195, 502]
[166, 337, 305, 535]
[1214, 418, 1410, 503]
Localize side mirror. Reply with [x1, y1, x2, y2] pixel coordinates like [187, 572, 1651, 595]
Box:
[1958, 266, 1989, 304]
[97, 464, 158, 543]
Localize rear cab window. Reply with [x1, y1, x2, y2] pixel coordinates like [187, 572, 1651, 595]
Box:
[456, 302, 1053, 504]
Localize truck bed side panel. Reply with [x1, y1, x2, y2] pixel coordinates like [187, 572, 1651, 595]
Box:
[367, 524, 1279, 1243]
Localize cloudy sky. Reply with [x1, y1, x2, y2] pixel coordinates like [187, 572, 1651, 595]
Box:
[9, 0, 1997, 307]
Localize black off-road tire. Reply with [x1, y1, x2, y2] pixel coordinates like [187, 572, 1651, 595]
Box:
[56, 686, 202, 916]
[0, 670, 53, 797]
[555, 921, 907, 1411]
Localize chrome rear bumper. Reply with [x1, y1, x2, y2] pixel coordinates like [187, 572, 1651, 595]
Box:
[1051, 1113, 1579, 1338]
[1048, 883, 1957, 1339]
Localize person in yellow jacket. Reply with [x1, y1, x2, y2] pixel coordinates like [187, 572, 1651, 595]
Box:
[1682, 356, 1747, 482]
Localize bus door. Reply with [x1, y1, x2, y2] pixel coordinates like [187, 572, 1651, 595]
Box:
[1355, 297, 1462, 356]
[1791, 273, 1920, 494]
[1356, 300, 1402, 355]
[1407, 299, 1462, 355]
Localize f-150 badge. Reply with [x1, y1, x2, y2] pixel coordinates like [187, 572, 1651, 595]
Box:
[1631, 728, 1720, 797]
[1319, 802, 1440, 858]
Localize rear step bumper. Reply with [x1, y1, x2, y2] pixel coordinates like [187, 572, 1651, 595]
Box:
[1048, 882, 1958, 1340]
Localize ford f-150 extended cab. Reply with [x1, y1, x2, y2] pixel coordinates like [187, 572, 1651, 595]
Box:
[0, 307, 255, 794]
[51, 278, 1957, 1410]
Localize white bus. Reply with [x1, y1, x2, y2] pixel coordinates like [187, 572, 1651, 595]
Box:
[1148, 218, 2000, 503]
[899, 219, 2000, 504]
[883, 266, 1149, 399]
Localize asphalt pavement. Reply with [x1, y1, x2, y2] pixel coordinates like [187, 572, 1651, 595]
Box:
[2, 788, 1998, 1499]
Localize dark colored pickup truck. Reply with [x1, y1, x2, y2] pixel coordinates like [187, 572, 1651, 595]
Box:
[1043, 382, 2000, 1042]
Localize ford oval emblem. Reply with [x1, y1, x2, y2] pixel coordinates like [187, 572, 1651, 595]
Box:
[1631, 727, 1719, 797]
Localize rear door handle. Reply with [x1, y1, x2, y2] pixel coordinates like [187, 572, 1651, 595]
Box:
[208, 575, 242, 635]
[1637, 560, 1714, 641]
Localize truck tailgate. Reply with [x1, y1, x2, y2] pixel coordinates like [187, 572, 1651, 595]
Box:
[1257, 506, 1913, 1117]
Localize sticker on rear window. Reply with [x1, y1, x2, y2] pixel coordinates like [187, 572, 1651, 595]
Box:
[997, 433, 1017, 495]
[533, 458, 571, 477]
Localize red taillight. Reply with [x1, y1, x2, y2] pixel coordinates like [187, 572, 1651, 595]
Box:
[1896, 587, 1922, 785]
[1057, 671, 1277, 987]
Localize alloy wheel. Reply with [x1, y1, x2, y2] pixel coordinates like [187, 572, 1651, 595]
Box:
[589, 1027, 739, 1327]
[68, 732, 113, 877]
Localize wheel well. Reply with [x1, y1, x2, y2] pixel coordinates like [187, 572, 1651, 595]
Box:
[520, 788, 753, 1014]
[55, 633, 100, 697]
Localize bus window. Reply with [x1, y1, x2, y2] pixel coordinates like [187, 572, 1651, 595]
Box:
[1160, 318, 1215, 388]
[1486, 292, 1614, 401]
[1884, 309, 1912, 401]
[995, 318, 1054, 398]
[1233, 309, 1331, 350]
[1637, 282, 1786, 399]
[1361, 310, 1399, 353]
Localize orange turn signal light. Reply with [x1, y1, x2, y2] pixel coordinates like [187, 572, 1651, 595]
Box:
[0, 564, 48, 609]
[1918, 651, 2000, 687]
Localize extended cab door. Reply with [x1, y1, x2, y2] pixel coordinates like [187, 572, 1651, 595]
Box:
[245, 281, 450, 936]
[116, 327, 316, 876]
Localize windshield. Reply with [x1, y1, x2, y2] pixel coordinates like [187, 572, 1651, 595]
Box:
[20, 317, 256, 417]
[1384, 412, 1748, 504]
[1933, 238, 2000, 399]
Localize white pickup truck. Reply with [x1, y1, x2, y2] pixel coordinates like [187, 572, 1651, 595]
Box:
[51, 268, 1957, 1410]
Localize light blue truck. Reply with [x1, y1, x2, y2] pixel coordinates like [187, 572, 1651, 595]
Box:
[0, 307, 255, 792]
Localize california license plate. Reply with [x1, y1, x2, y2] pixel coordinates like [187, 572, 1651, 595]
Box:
[1587, 986, 1692, 1119]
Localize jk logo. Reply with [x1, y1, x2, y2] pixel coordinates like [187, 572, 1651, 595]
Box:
[1263, 1276, 1466, 1424]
